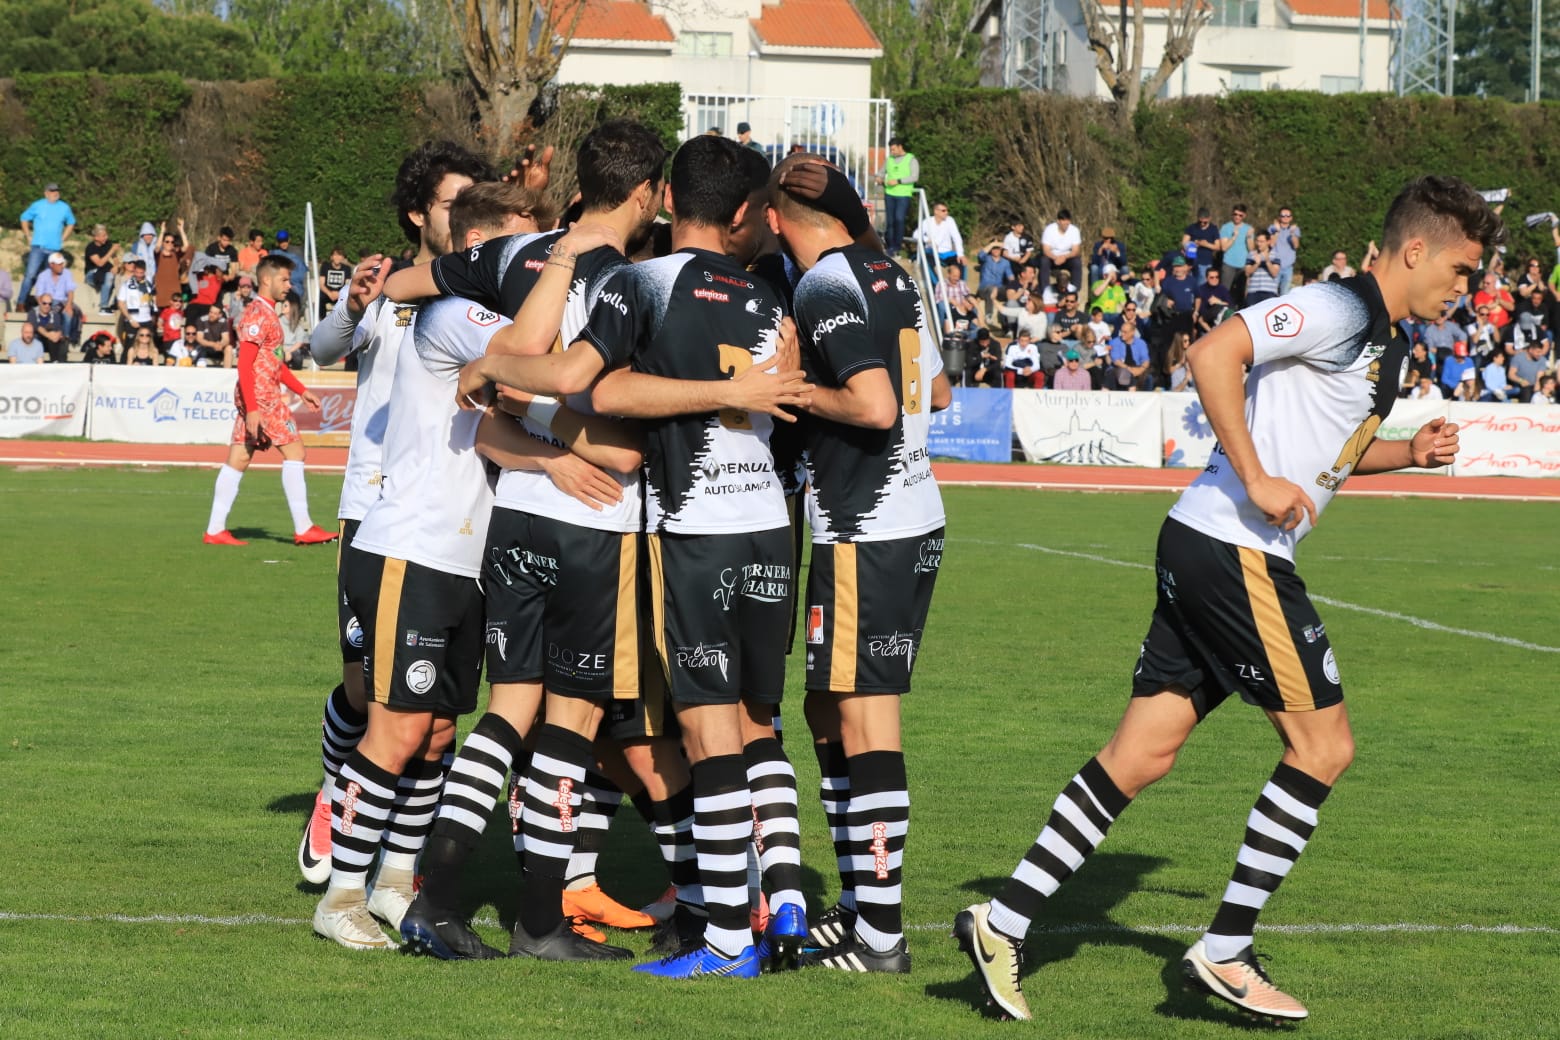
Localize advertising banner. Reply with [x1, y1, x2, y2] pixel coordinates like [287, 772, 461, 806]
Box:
[927, 388, 1012, 462]
[87, 366, 239, 443]
[0, 366, 90, 437]
[1012, 390, 1162, 468]
[1160, 392, 1216, 469]
[1448, 402, 1560, 478]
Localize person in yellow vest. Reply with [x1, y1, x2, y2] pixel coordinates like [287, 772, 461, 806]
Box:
[877, 137, 918, 254]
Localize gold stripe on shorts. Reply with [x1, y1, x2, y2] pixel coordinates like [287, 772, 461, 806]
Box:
[1237, 547, 1313, 712]
[613, 533, 639, 699]
[372, 557, 407, 705]
[646, 534, 673, 687]
[336, 519, 346, 574]
[829, 543, 859, 692]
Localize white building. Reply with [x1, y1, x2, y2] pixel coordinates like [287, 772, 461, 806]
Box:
[971, 0, 1394, 97]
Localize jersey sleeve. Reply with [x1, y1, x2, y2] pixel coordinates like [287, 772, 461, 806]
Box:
[578, 267, 642, 368]
[430, 241, 504, 302]
[414, 298, 511, 379]
[1238, 282, 1371, 368]
[795, 270, 879, 384]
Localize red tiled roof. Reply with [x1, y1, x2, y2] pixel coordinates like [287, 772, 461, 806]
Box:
[1135, 0, 1389, 15]
[553, 0, 675, 44]
[751, 0, 882, 51]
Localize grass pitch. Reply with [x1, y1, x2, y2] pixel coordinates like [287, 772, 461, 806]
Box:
[1, 467, 1556, 1039]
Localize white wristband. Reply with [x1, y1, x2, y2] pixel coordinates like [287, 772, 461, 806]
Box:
[525, 395, 562, 432]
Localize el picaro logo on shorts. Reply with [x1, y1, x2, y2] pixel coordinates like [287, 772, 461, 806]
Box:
[913, 536, 943, 574]
[866, 629, 921, 671]
[405, 660, 437, 695]
[712, 564, 792, 610]
[486, 620, 509, 661]
[676, 642, 730, 681]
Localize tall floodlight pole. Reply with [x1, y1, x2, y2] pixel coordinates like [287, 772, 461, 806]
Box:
[1360, 0, 1368, 90]
[1533, 0, 1542, 101]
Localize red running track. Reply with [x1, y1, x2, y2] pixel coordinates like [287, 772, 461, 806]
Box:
[3, 439, 1558, 502]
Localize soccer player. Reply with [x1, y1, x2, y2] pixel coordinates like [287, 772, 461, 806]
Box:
[454, 135, 815, 978]
[202, 255, 337, 547]
[312, 182, 573, 950]
[293, 141, 497, 885]
[954, 175, 1501, 1021]
[763, 156, 950, 974]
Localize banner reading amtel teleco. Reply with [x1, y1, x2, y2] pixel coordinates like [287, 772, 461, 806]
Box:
[0, 366, 91, 437]
[1012, 390, 1162, 468]
[86, 366, 355, 445]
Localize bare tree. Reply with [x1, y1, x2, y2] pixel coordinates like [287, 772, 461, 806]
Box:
[1082, 0, 1211, 121]
[444, 0, 588, 153]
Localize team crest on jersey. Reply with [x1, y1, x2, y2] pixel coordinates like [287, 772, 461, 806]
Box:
[394, 305, 416, 327]
[246, 323, 260, 337]
[1263, 302, 1304, 338]
[466, 305, 501, 327]
[405, 660, 437, 695]
[745, 298, 761, 314]
[405, 629, 419, 646]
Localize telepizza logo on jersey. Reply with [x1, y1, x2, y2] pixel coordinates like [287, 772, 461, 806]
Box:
[524, 258, 545, 272]
[870, 279, 889, 294]
[693, 288, 730, 303]
[1264, 302, 1305, 338]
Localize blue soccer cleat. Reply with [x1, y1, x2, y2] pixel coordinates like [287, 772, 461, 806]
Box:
[632, 942, 761, 979]
[760, 902, 808, 972]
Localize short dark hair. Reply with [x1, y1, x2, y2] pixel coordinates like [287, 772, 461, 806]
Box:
[1057, 208, 1072, 221]
[670, 135, 749, 228]
[256, 254, 293, 280]
[247, 228, 264, 240]
[888, 136, 904, 147]
[391, 140, 495, 247]
[448, 182, 550, 245]
[1382, 175, 1506, 254]
[219, 226, 234, 238]
[577, 120, 668, 211]
[738, 145, 772, 195]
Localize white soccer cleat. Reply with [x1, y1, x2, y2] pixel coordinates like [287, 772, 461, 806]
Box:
[953, 902, 1030, 1021]
[313, 897, 391, 951]
[366, 884, 413, 935]
[1182, 940, 1309, 1020]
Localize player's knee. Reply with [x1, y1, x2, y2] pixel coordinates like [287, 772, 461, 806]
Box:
[1097, 741, 1178, 798]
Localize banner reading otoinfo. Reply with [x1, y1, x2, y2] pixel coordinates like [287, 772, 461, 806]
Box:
[1012, 390, 1162, 468]
[1448, 402, 1560, 478]
[0, 366, 90, 437]
[926, 388, 1012, 462]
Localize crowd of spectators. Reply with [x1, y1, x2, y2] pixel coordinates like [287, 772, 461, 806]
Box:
[920, 198, 1559, 402]
[4, 180, 369, 368]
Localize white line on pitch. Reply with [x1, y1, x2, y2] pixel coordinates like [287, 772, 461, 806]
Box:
[960, 539, 1560, 654]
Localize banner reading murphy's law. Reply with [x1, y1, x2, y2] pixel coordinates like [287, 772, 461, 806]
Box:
[0, 366, 90, 437]
[927, 388, 1012, 462]
[1012, 390, 1162, 468]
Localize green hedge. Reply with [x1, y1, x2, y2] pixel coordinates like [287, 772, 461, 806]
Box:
[894, 88, 1560, 274]
[0, 74, 685, 254]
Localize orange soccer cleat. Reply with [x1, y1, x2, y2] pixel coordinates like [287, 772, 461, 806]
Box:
[294, 525, 340, 546]
[562, 882, 657, 930]
[203, 530, 248, 546]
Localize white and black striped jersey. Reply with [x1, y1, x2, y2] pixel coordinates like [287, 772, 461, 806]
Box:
[581, 247, 789, 535]
[1170, 275, 1410, 561]
[336, 297, 419, 522]
[351, 298, 507, 578]
[432, 229, 640, 532]
[792, 246, 945, 544]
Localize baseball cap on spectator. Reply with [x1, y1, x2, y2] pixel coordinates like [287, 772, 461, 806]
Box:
[238, 275, 253, 287]
[276, 230, 290, 241]
[736, 121, 751, 134]
[1102, 263, 1118, 276]
[1453, 342, 1468, 356]
[47, 252, 65, 265]
[45, 182, 60, 192]
[1172, 255, 1189, 267]
[1064, 349, 1081, 361]
[1100, 226, 1116, 239]
[1461, 370, 1475, 381]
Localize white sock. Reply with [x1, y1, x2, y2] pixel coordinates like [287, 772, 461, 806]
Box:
[282, 459, 313, 534]
[206, 465, 243, 535]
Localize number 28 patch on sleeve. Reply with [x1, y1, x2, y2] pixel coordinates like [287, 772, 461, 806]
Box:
[1263, 302, 1304, 338]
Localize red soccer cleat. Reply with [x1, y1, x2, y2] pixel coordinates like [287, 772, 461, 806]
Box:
[294, 525, 340, 546]
[203, 530, 248, 546]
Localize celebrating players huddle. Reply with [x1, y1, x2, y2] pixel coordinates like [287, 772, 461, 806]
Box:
[286, 120, 1502, 1022]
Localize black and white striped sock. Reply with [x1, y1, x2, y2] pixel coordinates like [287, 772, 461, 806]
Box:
[813, 740, 855, 911]
[988, 756, 1132, 940]
[419, 714, 525, 908]
[319, 684, 366, 784]
[518, 725, 592, 937]
[744, 737, 804, 912]
[565, 769, 621, 889]
[1201, 762, 1330, 962]
[845, 750, 909, 952]
[329, 752, 398, 893]
[651, 784, 703, 913]
[691, 755, 753, 958]
[377, 757, 445, 878]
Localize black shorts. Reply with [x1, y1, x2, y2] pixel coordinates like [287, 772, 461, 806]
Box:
[803, 529, 943, 695]
[1132, 518, 1343, 718]
[602, 663, 681, 742]
[784, 492, 806, 655]
[647, 527, 794, 705]
[341, 545, 484, 715]
[337, 518, 364, 664]
[483, 509, 642, 700]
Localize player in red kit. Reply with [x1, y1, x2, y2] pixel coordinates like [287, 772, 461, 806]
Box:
[203, 254, 338, 546]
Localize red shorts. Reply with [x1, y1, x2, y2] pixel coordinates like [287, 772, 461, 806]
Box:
[231, 398, 299, 449]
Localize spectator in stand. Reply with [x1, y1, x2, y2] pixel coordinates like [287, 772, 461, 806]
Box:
[1192, 266, 1232, 339]
[1089, 264, 1126, 315]
[916, 204, 965, 279]
[968, 328, 1003, 388]
[1038, 321, 1070, 380]
[1156, 255, 1197, 340]
[1472, 271, 1514, 329]
[17, 182, 76, 307]
[1408, 375, 1440, 400]
[187, 255, 226, 321]
[1014, 294, 1048, 342]
[83, 331, 119, 364]
[1514, 263, 1548, 337]
[205, 226, 240, 288]
[1003, 218, 1034, 268]
[7, 322, 45, 364]
[1050, 289, 1085, 339]
[1360, 239, 1380, 274]
[1115, 299, 1150, 341]
[1533, 372, 1558, 403]
[190, 303, 234, 368]
[32, 253, 82, 348]
[1085, 306, 1112, 346]
[1218, 204, 1254, 302]
[1089, 226, 1127, 285]
[1266, 204, 1301, 294]
[130, 222, 159, 281]
[1440, 342, 1476, 397]
[237, 229, 267, 278]
[318, 244, 352, 320]
[1108, 320, 1151, 391]
[83, 224, 121, 315]
[153, 224, 190, 309]
[1038, 209, 1082, 291]
[159, 297, 187, 356]
[1243, 230, 1282, 305]
[1508, 339, 1551, 402]
[1078, 327, 1108, 388]
[1466, 305, 1503, 359]
[877, 137, 918, 253]
[1003, 330, 1042, 388]
[124, 328, 159, 366]
[227, 275, 256, 325]
[976, 242, 1015, 323]
[117, 257, 156, 341]
[1051, 348, 1092, 390]
[1182, 208, 1221, 283]
[1420, 308, 1464, 364]
[935, 262, 976, 332]
[1318, 250, 1355, 282]
[1452, 368, 1480, 401]
[1403, 341, 1436, 397]
[735, 122, 763, 153]
[28, 294, 70, 363]
[277, 297, 311, 369]
[1127, 261, 1159, 315]
[1165, 331, 1193, 393]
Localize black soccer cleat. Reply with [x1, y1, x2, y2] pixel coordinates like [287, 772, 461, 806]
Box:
[508, 917, 633, 961]
[799, 932, 911, 974]
[649, 905, 707, 957]
[804, 901, 857, 952]
[399, 894, 502, 961]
